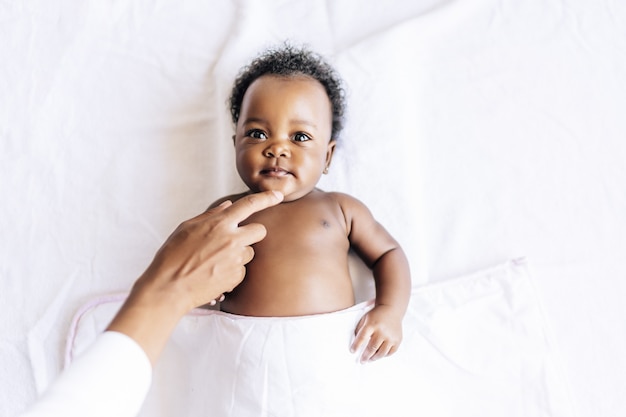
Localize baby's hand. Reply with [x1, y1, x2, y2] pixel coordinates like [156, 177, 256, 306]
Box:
[350, 305, 403, 363]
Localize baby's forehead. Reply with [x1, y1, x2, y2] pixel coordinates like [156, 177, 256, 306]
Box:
[241, 75, 332, 113]
[240, 75, 334, 129]
[248, 74, 329, 97]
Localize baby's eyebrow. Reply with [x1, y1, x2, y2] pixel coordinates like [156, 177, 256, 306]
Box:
[242, 117, 318, 130]
[241, 117, 267, 126]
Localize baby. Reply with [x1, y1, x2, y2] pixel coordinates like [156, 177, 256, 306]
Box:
[212, 45, 411, 363]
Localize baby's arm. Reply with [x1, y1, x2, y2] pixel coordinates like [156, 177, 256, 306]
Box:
[333, 193, 411, 363]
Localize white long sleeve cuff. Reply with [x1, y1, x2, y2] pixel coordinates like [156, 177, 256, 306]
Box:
[18, 331, 152, 417]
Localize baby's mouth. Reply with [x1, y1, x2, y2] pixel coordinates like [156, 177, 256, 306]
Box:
[260, 167, 292, 177]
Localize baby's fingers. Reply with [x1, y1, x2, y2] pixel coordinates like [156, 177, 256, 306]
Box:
[351, 320, 388, 363]
[350, 317, 371, 357]
[359, 337, 389, 363]
[368, 340, 394, 362]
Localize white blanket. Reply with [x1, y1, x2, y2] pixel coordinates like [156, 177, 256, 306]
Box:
[66, 259, 575, 417]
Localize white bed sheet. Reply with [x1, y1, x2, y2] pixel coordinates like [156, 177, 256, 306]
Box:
[2, 1, 625, 416]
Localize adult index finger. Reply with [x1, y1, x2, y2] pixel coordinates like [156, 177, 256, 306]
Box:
[224, 190, 283, 224]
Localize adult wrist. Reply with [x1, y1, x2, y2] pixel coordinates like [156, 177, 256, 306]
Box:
[132, 269, 193, 318]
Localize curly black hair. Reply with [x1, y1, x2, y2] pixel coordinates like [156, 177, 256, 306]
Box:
[228, 44, 346, 141]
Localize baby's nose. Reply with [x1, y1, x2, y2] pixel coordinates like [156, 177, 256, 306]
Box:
[263, 141, 290, 158]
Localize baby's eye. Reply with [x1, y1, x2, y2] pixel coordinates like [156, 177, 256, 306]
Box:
[293, 132, 311, 142]
[246, 129, 267, 140]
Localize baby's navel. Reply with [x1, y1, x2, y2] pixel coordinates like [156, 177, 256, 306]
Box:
[321, 219, 331, 229]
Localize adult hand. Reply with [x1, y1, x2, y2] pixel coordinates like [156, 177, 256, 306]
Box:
[107, 190, 283, 364]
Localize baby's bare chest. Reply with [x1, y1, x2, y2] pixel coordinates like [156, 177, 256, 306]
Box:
[246, 198, 349, 253]
[232, 196, 356, 316]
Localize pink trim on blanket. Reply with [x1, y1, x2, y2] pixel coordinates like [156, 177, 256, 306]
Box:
[63, 294, 239, 368]
[63, 293, 128, 368]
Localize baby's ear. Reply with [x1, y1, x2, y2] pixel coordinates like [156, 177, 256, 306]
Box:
[327, 139, 336, 155]
[324, 139, 337, 173]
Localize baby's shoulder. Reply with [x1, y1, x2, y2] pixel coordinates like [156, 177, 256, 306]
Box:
[323, 191, 365, 207]
[320, 191, 372, 217]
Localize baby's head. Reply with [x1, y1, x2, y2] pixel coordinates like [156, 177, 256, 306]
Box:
[228, 45, 347, 201]
[229, 44, 346, 142]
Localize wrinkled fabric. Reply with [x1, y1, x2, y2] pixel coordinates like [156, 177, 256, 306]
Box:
[65, 259, 575, 417]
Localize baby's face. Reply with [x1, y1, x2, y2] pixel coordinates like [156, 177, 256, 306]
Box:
[233, 75, 335, 202]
